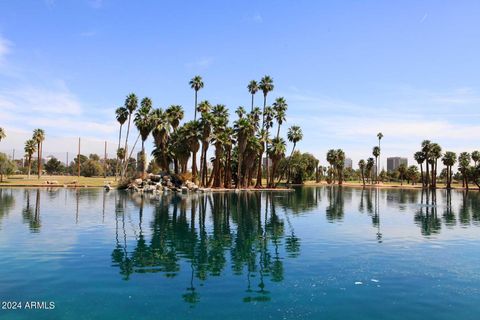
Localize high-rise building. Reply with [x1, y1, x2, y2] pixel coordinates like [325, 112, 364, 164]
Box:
[387, 157, 408, 172]
[345, 158, 352, 169]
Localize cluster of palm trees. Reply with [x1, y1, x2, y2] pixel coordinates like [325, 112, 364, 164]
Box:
[355, 133, 384, 186]
[114, 75, 303, 188]
[22, 129, 45, 179]
[414, 140, 480, 190]
[325, 149, 346, 184]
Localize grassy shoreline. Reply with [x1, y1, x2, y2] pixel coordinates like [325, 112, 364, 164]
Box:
[1, 175, 477, 191]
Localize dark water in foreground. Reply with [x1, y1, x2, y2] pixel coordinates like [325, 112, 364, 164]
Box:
[0, 187, 479, 320]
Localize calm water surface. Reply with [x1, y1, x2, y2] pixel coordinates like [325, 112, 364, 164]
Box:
[0, 187, 479, 319]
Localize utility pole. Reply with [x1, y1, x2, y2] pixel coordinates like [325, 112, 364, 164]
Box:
[77, 137, 81, 178]
[104, 141, 107, 178]
[12, 149, 15, 161]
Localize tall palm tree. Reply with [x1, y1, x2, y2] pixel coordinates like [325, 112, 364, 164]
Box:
[24, 139, 37, 178]
[115, 106, 129, 180]
[458, 152, 471, 190]
[472, 150, 480, 167]
[358, 159, 366, 186]
[263, 106, 274, 186]
[234, 111, 255, 188]
[267, 137, 286, 187]
[32, 129, 45, 179]
[185, 121, 201, 183]
[210, 104, 229, 188]
[421, 140, 431, 188]
[0, 127, 5, 142]
[123, 93, 138, 177]
[372, 146, 380, 184]
[414, 151, 426, 187]
[197, 101, 212, 186]
[377, 132, 383, 181]
[272, 97, 287, 139]
[286, 125, 303, 184]
[366, 157, 375, 184]
[442, 151, 456, 189]
[151, 108, 171, 172]
[134, 97, 154, 177]
[429, 143, 442, 188]
[166, 105, 184, 173]
[247, 80, 259, 112]
[259, 75, 274, 129]
[189, 75, 204, 121]
[326, 149, 337, 183]
[335, 149, 346, 185]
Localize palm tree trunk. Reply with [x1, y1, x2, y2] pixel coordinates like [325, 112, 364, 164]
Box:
[251, 94, 254, 112]
[192, 150, 198, 183]
[123, 114, 132, 178]
[255, 153, 263, 188]
[37, 143, 41, 179]
[115, 123, 123, 181]
[194, 91, 198, 121]
[286, 143, 297, 184]
[419, 163, 424, 187]
[199, 142, 206, 187]
[141, 140, 146, 178]
[425, 161, 430, 188]
[28, 155, 32, 178]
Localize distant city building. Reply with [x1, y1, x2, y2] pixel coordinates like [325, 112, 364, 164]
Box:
[345, 158, 352, 169]
[387, 157, 408, 172]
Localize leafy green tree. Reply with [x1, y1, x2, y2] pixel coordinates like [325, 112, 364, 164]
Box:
[279, 151, 317, 184]
[406, 165, 419, 185]
[0, 152, 16, 182]
[45, 157, 65, 175]
[82, 159, 104, 177]
[0, 127, 5, 142]
[397, 163, 407, 185]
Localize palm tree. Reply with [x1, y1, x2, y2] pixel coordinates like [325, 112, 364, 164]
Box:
[458, 152, 471, 190]
[210, 104, 229, 188]
[234, 111, 255, 188]
[197, 100, 212, 186]
[372, 146, 380, 184]
[286, 125, 303, 184]
[377, 132, 383, 181]
[335, 149, 346, 185]
[166, 105, 184, 173]
[24, 139, 37, 178]
[358, 159, 366, 186]
[32, 129, 45, 179]
[134, 97, 154, 177]
[267, 137, 286, 187]
[151, 108, 171, 172]
[115, 107, 129, 180]
[185, 121, 201, 183]
[247, 80, 259, 112]
[421, 140, 431, 188]
[259, 76, 274, 129]
[123, 93, 138, 177]
[429, 143, 442, 188]
[414, 151, 426, 187]
[398, 163, 407, 186]
[472, 150, 480, 167]
[366, 157, 375, 184]
[0, 127, 5, 142]
[189, 75, 204, 121]
[442, 151, 457, 189]
[272, 97, 287, 139]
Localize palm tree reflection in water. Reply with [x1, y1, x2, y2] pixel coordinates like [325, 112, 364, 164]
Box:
[111, 191, 299, 305]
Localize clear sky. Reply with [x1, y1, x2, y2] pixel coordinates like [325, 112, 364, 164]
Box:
[1, 0, 480, 169]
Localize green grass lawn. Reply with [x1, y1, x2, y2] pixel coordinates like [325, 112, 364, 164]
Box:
[0, 175, 117, 187]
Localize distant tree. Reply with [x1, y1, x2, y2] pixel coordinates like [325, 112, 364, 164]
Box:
[442, 151, 457, 189]
[414, 151, 426, 187]
[32, 129, 45, 179]
[358, 159, 366, 186]
[0, 153, 16, 182]
[247, 80, 259, 112]
[406, 165, 419, 185]
[472, 150, 480, 166]
[0, 127, 5, 142]
[279, 151, 317, 184]
[45, 157, 65, 175]
[397, 163, 407, 185]
[458, 152, 471, 190]
[24, 139, 37, 178]
[372, 146, 380, 184]
[82, 159, 104, 177]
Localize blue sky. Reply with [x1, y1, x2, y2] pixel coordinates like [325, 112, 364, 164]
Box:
[1, 0, 480, 168]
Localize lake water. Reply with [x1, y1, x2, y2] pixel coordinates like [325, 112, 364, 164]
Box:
[0, 186, 479, 319]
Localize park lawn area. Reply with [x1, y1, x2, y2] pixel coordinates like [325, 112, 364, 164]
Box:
[0, 175, 117, 187]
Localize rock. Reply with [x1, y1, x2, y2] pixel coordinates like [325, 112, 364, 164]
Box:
[104, 184, 112, 191]
[134, 178, 143, 185]
[144, 185, 156, 193]
[163, 186, 170, 192]
[181, 187, 188, 194]
[149, 174, 162, 182]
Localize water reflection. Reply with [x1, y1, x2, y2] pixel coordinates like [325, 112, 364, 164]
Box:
[111, 192, 298, 304]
